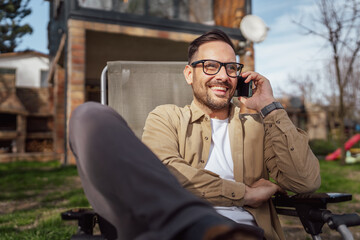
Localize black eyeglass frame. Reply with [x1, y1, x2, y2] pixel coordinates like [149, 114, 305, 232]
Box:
[190, 59, 244, 77]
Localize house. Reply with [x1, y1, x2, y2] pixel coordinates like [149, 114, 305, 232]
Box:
[0, 51, 49, 88]
[47, 0, 254, 164]
[278, 96, 328, 140]
[0, 51, 57, 162]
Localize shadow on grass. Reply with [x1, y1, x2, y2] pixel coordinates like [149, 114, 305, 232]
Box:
[1, 217, 77, 240]
[0, 160, 90, 240]
[0, 161, 81, 201]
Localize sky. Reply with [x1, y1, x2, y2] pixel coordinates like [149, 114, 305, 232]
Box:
[252, 0, 331, 96]
[16, 0, 331, 97]
[15, 0, 49, 54]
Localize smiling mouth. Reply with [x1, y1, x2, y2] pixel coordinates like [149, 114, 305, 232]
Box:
[209, 85, 229, 95]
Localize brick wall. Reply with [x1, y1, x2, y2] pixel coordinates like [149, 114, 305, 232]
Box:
[54, 66, 65, 162]
[66, 21, 86, 164]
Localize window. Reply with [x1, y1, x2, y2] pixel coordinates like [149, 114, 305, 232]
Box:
[40, 70, 49, 87]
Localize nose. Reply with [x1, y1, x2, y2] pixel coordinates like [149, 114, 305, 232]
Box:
[215, 65, 229, 81]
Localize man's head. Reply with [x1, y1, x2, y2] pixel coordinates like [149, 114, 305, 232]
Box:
[187, 29, 235, 64]
[184, 29, 240, 116]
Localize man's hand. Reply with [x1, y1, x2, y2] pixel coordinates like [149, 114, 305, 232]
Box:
[238, 71, 276, 112]
[244, 178, 285, 208]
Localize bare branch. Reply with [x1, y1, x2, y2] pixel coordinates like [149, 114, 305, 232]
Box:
[343, 41, 360, 87]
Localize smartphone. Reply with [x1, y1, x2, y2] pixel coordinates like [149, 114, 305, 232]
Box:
[234, 76, 253, 97]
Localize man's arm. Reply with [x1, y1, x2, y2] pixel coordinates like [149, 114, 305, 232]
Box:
[240, 71, 321, 193]
[263, 110, 321, 193]
[142, 105, 246, 207]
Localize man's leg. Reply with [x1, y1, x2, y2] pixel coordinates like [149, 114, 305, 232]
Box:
[69, 102, 263, 240]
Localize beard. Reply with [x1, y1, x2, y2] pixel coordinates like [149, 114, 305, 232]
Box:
[192, 80, 233, 110]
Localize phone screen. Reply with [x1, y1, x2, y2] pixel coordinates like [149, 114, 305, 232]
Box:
[234, 76, 253, 97]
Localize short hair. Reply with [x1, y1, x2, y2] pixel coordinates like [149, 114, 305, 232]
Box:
[187, 29, 235, 64]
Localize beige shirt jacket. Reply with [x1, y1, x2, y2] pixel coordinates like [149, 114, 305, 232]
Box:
[142, 101, 321, 240]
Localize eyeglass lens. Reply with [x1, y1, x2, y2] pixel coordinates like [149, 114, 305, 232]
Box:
[203, 60, 241, 77]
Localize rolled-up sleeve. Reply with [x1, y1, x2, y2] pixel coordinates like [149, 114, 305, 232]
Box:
[263, 109, 321, 193]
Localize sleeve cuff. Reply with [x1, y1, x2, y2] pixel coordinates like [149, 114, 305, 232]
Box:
[263, 109, 295, 134]
[221, 180, 245, 201]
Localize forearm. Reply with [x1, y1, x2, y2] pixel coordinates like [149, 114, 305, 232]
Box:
[264, 109, 321, 193]
[142, 134, 246, 206]
[165, 160, 246, 206]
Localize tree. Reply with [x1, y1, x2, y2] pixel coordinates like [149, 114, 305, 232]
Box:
[295, 0, 360, 165]
[0, 0, 33, 53]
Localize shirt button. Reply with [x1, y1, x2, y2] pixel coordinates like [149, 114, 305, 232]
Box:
[290, 147, 294, 151]
[231, 192, 235, 197]
[276, 120, 280, 124]
[204, 136, 208, 140]
[205, 117, 209, 121]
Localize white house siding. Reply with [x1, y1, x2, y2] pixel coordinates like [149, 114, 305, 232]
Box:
[0, 53, 49, 88]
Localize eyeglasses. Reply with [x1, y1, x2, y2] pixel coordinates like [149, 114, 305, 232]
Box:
[190, 59, 244, 77]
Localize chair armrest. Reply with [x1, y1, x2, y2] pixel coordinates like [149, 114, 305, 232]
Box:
[273, 192, 352, 209]
[272, 193, 353, 236]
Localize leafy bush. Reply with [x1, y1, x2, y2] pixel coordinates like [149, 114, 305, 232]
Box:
[309, 139, 338, 156]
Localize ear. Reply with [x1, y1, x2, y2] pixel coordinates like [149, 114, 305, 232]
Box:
[183, 65, 193, 85]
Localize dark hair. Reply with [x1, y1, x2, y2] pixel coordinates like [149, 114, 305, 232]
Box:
[187, 29, 235, 64]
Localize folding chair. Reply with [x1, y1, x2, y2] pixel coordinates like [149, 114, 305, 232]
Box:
[62, 61, 360, 240]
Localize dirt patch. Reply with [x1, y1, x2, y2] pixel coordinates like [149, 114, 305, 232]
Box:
[2, 174, 359, 238]
[348, 171, 360, 181]
[0, 200, 39, 214]
[0, 176, 83, 214]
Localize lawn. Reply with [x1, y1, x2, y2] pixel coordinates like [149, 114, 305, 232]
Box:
[0, 160, 89, 240]
[280, 160, 360, 239]
[0, 159, 359, 239]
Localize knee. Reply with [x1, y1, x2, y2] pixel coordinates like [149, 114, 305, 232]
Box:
[71, 102, 103, 121]
[69, 101, 127, 134]
[69, 102, 108, 136]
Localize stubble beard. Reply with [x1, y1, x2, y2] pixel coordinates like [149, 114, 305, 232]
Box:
[193, 85, 232, 111]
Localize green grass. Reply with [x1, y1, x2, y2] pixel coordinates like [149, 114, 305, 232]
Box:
[0, 159, 359, 239]
[318, 160, 360, 195]
[317, 159, 360, 213]
[0, 160, 89, 240]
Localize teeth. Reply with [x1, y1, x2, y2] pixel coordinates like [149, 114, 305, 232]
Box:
[211, 86, 227, 91]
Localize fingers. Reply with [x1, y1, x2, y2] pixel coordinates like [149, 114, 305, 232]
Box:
[250, 178, 268, 187]
[240, 71, 266, 83]
[244, 178, 287, 208]
[239, 71, 275, 111]
[238, 96, 247, 105]
[251, 178, 285, 195]
[275, 185, 287, 195]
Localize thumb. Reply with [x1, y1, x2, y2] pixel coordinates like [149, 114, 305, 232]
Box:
[239, 96, 247, 106]
[276, 185, 287, 195]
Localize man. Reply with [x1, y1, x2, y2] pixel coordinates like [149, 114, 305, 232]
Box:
[69, 29, 268, 239]
[70, 102, 264, 240]
[142, 29, 321, 240]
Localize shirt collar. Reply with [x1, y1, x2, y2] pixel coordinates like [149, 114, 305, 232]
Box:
[189, 100, 236, 123]
[190, 101, 205, 123]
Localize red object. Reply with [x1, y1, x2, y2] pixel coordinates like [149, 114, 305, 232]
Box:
[345, 134, 360, 150]
[325, 134, 360, 161]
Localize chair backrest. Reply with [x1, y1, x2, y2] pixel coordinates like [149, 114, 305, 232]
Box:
[106, 61, 193, 138]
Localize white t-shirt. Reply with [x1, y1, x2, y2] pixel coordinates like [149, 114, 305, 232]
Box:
[204, 118, 256, 226]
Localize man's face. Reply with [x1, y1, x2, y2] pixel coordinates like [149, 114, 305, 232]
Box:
[186, 41, 237, 111]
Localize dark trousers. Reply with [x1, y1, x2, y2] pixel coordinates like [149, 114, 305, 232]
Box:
[69, 102, 229, 240]
[69, 102, 265, 240]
